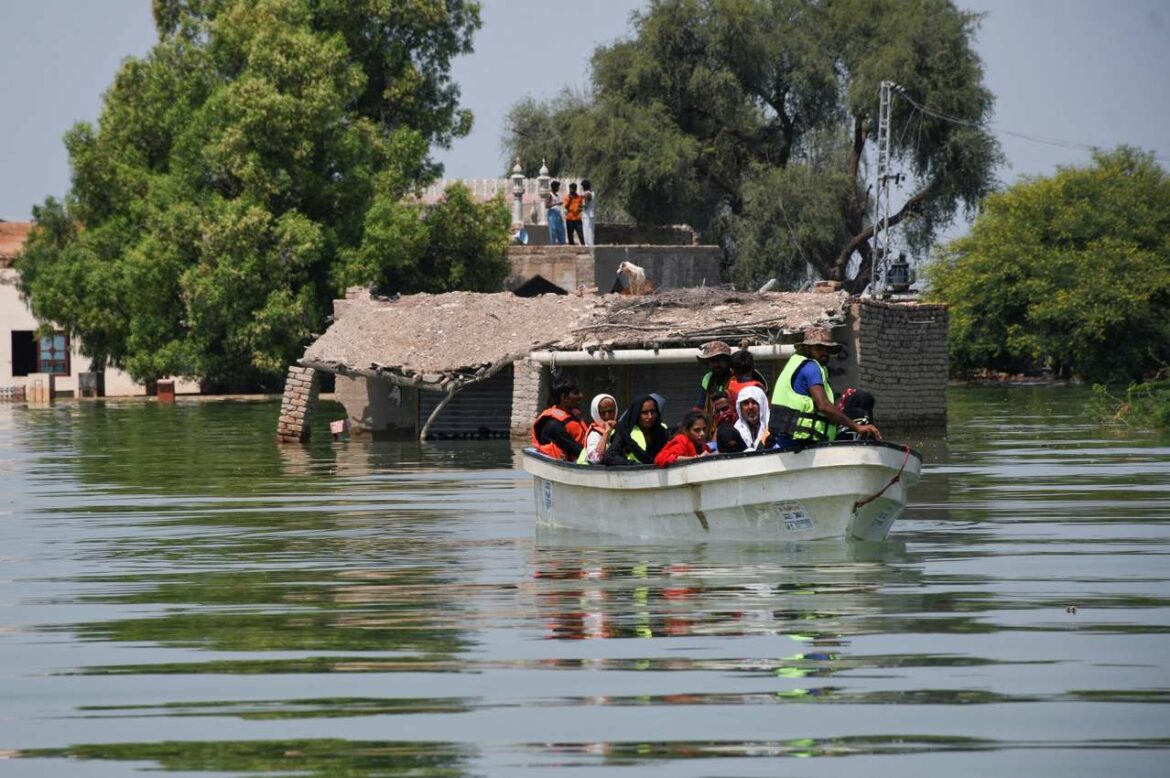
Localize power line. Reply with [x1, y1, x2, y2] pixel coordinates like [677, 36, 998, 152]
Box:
[896, 90, 1170, 164]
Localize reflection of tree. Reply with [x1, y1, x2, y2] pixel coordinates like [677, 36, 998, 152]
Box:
[20, 739, 470, 776]
[72, 565, 473, 657]
[59, 398, 515, 492]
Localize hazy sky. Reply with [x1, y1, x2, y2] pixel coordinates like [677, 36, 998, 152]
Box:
[2, 0, 1167, 223]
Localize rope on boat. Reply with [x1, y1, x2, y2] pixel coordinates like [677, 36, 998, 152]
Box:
[851, 444, 912, 514]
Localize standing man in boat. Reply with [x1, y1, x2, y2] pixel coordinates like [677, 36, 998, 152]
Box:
[532, 379, 587, 460]
[695, 340, 733, 421]
[770, 328, 882, 447]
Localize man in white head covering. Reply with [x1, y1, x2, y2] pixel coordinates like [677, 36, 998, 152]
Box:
[715, 385, 774, 453]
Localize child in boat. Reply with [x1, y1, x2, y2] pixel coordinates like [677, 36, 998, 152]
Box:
[726, 348, 769, 406]
[833, 388, 877, 441]
[655, 410, 712, 467]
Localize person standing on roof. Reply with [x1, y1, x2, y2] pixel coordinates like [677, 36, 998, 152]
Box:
[580, 179, 596, 245]
[770, 328, 881, 448]
[564, 182, 585, 245]
[544, 180, 566, 244]
[532, 378, 587, 460]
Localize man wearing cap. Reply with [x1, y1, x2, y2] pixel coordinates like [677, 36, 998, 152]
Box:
[695, 340, 733, 423]
[770, 328, 881, 447]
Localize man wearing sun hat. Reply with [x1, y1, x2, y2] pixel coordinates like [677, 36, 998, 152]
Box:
[770, 328, 881, 448]
[694, 340, 733, 420]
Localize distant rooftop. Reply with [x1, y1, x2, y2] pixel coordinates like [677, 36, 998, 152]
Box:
[0, 221, 31, 268]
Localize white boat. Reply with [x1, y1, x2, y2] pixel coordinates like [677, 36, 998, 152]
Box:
[522, 441, 922, 542]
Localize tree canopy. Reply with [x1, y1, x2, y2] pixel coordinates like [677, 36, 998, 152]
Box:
[502, 0, 1001, 290]
[926, 147, 1170, 383]
[18, 0, 505, 387]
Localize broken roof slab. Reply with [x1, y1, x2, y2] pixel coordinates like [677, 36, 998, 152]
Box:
[301, 288, 849, 389]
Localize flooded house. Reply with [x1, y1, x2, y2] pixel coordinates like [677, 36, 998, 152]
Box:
[277, 168, 948, 442]
[0, 220, 198, 400]
[282, 284, 948, 442]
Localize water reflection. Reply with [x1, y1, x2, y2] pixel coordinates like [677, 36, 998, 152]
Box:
[3, 389, 1170, 776]
[533, 537, 912, 642]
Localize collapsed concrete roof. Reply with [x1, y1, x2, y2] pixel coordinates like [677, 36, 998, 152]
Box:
[301, 288, 849, 392]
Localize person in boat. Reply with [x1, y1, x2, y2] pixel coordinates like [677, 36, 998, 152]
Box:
[726, 347, 769, 405]
[604, 394, 669, 466]
[702, 390, 734, 451]
[577, 393, 618, 464]
[655, 410, 712, 467]
[770, 328, 882, 448]
[532, 378, 587, 460]
[715, 385, 775, 454]
[695, 340, 733, 419]
[833, 388, 877, 442]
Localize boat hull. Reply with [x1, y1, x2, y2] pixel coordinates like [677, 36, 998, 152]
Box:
[523, 441, 921, 542]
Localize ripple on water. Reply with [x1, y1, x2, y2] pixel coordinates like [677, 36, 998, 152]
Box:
[2, 389, 1170, 776]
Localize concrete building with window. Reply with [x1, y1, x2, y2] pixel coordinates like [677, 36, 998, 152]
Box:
[0, 221, 195, 399]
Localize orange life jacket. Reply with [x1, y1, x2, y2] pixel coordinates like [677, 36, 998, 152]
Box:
[727, 374, 767, 406]
[531, 407, 588, 460]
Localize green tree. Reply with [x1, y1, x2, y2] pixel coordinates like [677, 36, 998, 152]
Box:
[334, 182, 511, 296]
[926, 147, 1170, 382]
[17, 0, 493, 386]
[503, 0, 1000, 290]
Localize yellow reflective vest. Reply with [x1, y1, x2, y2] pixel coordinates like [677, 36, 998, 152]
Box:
[770, 356, 836, 442]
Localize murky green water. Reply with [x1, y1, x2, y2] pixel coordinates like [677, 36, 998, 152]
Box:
[2, 388, 1168, 776]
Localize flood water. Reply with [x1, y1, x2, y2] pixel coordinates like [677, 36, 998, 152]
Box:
[2, 387, 1168, 776]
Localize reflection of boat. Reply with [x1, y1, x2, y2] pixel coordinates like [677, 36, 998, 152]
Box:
[522, 441, 922, 541]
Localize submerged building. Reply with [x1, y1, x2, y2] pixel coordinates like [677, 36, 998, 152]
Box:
[281, 284, 948, 442]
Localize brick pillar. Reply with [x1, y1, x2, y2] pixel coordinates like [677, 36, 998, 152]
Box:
[510, 358, 547, 439]
[276, 366, 320, 443]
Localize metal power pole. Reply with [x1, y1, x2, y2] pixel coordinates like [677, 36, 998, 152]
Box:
[871, 80, 895, 296]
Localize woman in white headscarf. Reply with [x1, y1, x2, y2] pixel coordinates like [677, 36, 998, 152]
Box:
[716, 385, 774, 453]
[577, 393, 618, 464]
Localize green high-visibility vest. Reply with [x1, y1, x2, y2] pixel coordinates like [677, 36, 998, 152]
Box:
[626, 427, 649, 462]
[625, 424, 668, 463]
[770, 355, 836, 442]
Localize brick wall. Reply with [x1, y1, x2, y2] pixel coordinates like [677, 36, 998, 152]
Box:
[853, 300, 948, 428]
[510, 357, 547, 439]
[506, 246, 594, 292]
[276, 366, 320, 443]
[506, 245, 723, 293]
[591, 246, 722, 291]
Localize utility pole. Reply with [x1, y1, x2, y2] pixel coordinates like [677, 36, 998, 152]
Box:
[871, 80, 896, 296]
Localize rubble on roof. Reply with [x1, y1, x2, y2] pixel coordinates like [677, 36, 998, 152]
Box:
[300, 288, 849, 389]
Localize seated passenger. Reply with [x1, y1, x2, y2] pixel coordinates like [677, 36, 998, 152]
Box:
[604, 394, 669, 466]
[577, 393, 618, 464]
[655, 410, 712, 467]
[726, 348, 769, 406]
[834, 388, 877, 441]
[716, 386, 774, 453]
[705, 390, 736, 452]
[532, 379, 587, 461]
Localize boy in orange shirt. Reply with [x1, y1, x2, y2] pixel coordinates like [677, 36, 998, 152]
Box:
[563, 182, 585, 245]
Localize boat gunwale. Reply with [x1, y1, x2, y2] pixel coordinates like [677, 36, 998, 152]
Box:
[522, 439, 922, 473]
